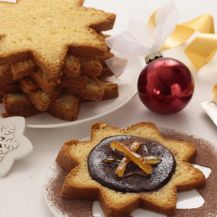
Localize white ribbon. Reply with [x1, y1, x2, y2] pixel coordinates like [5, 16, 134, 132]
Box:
[105, 1, 179, 75]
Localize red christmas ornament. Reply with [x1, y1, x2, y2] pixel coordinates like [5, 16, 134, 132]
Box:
[138, 52, 194, 114]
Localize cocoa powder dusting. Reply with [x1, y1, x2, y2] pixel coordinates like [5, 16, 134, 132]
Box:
[46, 165, 93, 217]
[46, 129, 217, 217]
[162, 129, 217, 217]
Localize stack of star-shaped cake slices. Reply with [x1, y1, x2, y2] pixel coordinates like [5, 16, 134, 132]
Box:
[0, 0, 118, 121]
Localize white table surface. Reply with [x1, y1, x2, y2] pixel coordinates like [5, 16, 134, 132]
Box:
[1, 0, 217, 217]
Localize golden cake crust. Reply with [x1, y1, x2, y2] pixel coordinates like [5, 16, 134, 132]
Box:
[56, 122, 205, 217]
[0, 1, 118, 121]
[0, 0, 115, 78]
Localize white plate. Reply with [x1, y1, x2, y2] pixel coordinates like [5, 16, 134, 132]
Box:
[43, 130, 214, 217]
[0, 61, 141, 129]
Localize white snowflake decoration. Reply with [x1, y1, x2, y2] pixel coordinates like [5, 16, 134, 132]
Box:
[0, 124, 18, 161]
[0, 117, 33, 177]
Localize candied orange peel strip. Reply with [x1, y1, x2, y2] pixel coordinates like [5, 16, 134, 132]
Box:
[111, 141, 153, 175]
[143, 156, 161, 164]
[115, 141, 140, 177]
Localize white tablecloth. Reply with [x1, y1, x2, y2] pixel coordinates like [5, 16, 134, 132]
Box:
[1, 0, 217, 216]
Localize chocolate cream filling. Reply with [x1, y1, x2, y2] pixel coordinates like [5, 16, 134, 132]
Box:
[88, 135, 176, 192]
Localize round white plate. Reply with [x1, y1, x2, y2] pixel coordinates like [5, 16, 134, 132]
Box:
[43, 162, 64, 217]
[43, 130, 214, 217]
[0, 61, 142, 129]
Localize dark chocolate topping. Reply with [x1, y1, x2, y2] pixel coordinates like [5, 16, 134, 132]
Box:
[47, 129, 217, 217]
[88, 135, 176, 192]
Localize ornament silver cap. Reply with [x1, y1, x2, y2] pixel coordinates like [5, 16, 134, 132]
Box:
[145, 51, 163, 64]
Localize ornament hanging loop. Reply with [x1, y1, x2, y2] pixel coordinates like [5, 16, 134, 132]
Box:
[145, 51, 163, 64]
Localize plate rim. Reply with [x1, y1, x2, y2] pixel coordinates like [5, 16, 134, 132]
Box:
[26, 90, 137, 129]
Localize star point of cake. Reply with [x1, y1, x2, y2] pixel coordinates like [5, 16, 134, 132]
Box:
[0, 0, 115, 76]
[56, 122, 206, 217]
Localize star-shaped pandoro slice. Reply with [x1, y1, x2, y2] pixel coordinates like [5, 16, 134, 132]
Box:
[56, 122, 205, 217]
[0, 0, 115, 78]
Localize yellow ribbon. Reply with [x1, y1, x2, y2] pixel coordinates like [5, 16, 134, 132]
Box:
[149, 13, 217, 69]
